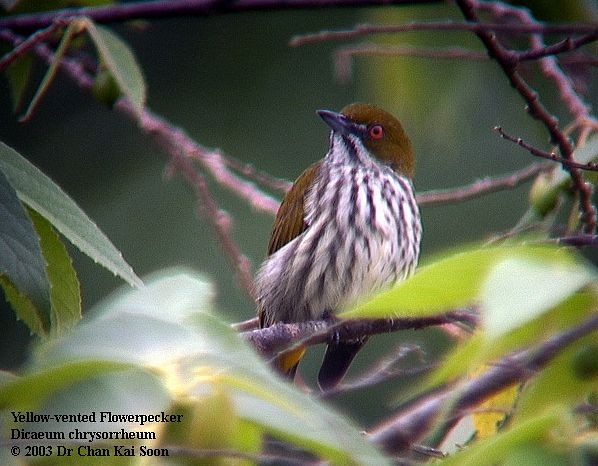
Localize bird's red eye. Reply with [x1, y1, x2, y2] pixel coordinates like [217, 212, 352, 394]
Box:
[369, 125, 384, 139]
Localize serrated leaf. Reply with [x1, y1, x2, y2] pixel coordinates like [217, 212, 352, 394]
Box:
[0, 141, 142, 288]
[86, 22, 146, 116]
[481, 256, 594, 339]
[34, 271, 391, 465]
[0, 276, 45, 336]
[29, 208, 81, 336]
[0, 168, 50, 331]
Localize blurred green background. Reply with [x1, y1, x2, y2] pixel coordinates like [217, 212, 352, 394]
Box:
[1, 0, 596, 423]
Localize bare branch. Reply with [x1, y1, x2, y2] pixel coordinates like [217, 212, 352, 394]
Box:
[187, 149, 281, 215]
[0, 0, 441, 33]
[416, 163, 550, 207]
[334, 43, 488, 82]
[223, 156, 292, 194]
[168, 151, 258, 298]
[369, 313, 598, 453]
[242, 310, 479, 356]
[231, 316, 260, 331]
[455, 0, 596, 233]
[554, 234, 598, 247]
[290, 21, 598, 47]
[0, 29, 264, 298]
[516, 34, 598, 61]
[0, 19, 67, 72]
[494, 126, 598, 172]
[476, 1, 595, 127]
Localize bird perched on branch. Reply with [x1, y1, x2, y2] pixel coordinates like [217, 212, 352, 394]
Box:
[255, 103, 422, 390]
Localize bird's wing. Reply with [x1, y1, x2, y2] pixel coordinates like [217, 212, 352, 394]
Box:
[267, 161, 322, 255]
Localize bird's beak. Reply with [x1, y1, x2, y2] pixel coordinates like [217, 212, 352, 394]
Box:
[317, 109, 360, 136]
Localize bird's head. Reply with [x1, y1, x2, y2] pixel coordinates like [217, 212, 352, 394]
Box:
[317, 103, 414, 178]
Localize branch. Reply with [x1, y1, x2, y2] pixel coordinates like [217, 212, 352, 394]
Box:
[494, 126, 598, 172]
[369, 313, 598, 453]
[334, 44, 488, 82]
[223, 156, 292, 194]
[416, 163, 550, 207]
[165, 145, 257, 299]
[0, 29, 267, 298]
[0, 0, 440, 33]
[477, 1, 595, 127]
[242, 310, 479, 356]
[516, 33, 598, 61]
[455, 0, 596, 234]
[0, 19, 68, 72]
[554, 234, 598, 247]
[290, 21, 598, 47]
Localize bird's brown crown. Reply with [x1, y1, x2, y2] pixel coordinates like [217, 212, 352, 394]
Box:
[341, 103, 415, 178]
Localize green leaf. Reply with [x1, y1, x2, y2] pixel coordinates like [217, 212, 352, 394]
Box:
[0, 360, 132, 410]
[481, 256, 595, 339]
[0, 276, 45, 336]
[428, 290, 597, 388]
[438, 406, 572, 466]
[0, 168, 50, 331]
[5, 54, 33, 113]
[85, 22, 146, 116]
[19, 20, 82, 122]
[0, 141, 142, 288]
[33, 270, 391, 465]
[27, 369, 170, 434]
[514, 335, 598, 423]
[29, 208, 81, 336]
[341, 244, 578, 319]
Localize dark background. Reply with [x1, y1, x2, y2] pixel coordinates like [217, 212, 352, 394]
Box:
[1, 0, 596, 423]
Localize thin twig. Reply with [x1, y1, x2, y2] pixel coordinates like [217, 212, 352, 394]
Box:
[494, 127, 598, 172]
[516, 33, 598, 61]
[188, 149, 281, 215]
[231, 316, 260, 331]
[164, 159, 256, 299]
[416, 163, 550, 207]
[554, 234, 598, 247]
[0, 29, 261, 298]
[320, 345, 433, 398]
[0, 0, 441, 33]
[334, 44, 488, 82]
[224, 156, 293, 194]
[456, 0, 596, 234]
[369, 313, 598, 453]
[477, 1, 595, 127]
[290, 21, 598, 47]
[0, 19, 67, 72]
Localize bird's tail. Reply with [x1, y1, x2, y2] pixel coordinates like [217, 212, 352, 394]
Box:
[317, 337, 368, 391]
[273, 346, 306, 379]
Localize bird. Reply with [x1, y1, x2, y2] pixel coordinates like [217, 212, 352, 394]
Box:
[255, 103, 422, 390]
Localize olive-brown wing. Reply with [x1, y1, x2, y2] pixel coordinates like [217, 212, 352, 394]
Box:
[267, 161, 322, 255]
